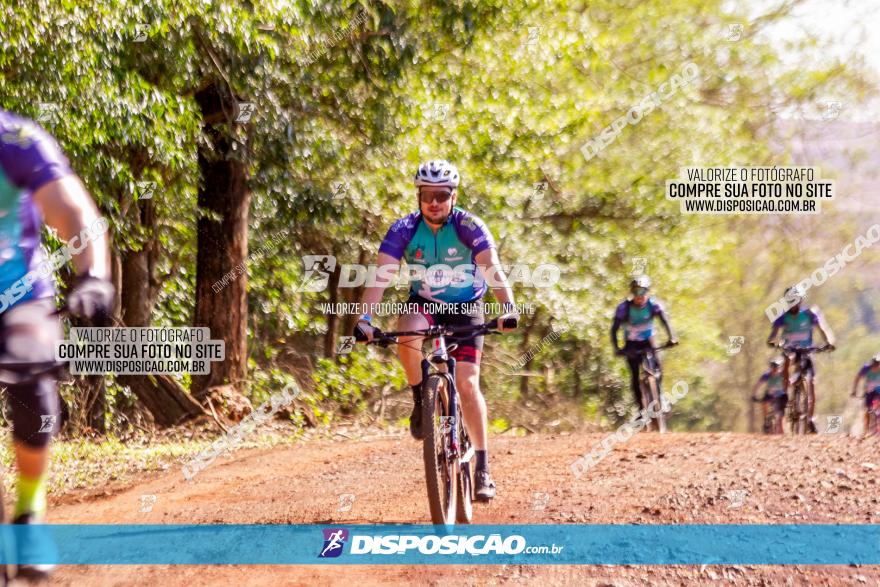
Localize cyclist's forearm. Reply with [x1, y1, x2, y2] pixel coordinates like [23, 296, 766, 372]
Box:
[658, 315, 675, 340]
[610, 320, 621, 349]
[358, 253, 399, 317]
[852, 376, 862, 395]
[34, 176, 110, 279]
[475, 249, 515, 310]
[818, 324, 835, 345]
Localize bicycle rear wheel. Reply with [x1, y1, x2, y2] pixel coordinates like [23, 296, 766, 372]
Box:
[644, 375, 666, 433]
[455, 417, 474, 524]
[792, 382, 808, 435]
[422, 375, 458, 525]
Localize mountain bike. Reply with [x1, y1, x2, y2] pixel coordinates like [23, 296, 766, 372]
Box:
[861, 390, 880, 436]
[360, 316, 515, 525]
[0, 357, 67, 585]
[777, 344, 832, 435]
[621, 341, 677, 433]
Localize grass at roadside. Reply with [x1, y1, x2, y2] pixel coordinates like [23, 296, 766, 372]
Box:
[0, 418, 403, 502]
[0, 423, 305, 501]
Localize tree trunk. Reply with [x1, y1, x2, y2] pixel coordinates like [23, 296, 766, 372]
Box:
[324, 249, 341, 358]
[115, 223, 206, 427]
[190, 80, 250, 399]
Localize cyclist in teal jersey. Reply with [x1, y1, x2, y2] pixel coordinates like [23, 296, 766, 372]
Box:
[355, 160, 518, 502]
[0, 109, 115, 581]
[851, 354, 880, 435]
[751, 357, 787, 433]
[766, 284, 835, 434]
[611, 275, 678, 410]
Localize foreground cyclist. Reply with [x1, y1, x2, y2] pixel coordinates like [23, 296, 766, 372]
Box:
[0, 110, 115, 580]
[354, 160, 518, 501]
[751, 358, 787, 434]
[610, 275, 678, 411]
[851, 354, 880, 435]
[766, 284, 835, 434]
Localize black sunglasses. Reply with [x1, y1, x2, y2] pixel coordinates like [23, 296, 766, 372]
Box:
[419, 190, 453, 204]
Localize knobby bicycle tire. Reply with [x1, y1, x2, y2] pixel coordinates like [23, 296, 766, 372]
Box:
[422, 374, 458, 525]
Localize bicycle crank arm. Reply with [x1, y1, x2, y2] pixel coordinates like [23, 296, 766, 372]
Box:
[459, 445, 475, 465]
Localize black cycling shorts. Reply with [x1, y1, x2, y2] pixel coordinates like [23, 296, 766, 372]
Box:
[1, 298, 63, 447]
[406, 295, 485, 364]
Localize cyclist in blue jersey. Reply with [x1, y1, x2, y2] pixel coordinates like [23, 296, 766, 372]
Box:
[354, 160, 518, 501]
[766, 284, 835, 434]
[0, 110, 115, 581]
[851, 354, 880, 435]
[751, 357, 787, 434]
[610, 275, 678, 410]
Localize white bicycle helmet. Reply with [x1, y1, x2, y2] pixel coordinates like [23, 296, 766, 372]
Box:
[414, 159, 460, 189]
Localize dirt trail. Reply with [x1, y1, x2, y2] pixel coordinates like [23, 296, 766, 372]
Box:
[45, 432, 880, 586]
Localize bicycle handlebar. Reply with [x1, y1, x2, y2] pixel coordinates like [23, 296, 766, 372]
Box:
[770, 343, 834, 354]
[357, 316, 515, 347]
[617, 340, 678, 357]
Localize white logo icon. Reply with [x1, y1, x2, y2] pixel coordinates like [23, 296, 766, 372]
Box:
[136, 181, 157, 200]
[727, 489, 747, 509]
[338, 493, 356, 512]
[821, 101, 842, 121]
[296, 255, 336, 293]
[532, 491, 550, 511]
[38, 415, 57, 433]
[337, 336, 355, 355]
[727, 336, 745, 355]
[331, 181, 350, 202]
[825, 415, 842, 434]
[36, 103, 60, 125]
[235, 102, 255, 123]
[726, 24, 744, 42]
[139, 494, 157, 512]
[526, 26, 543, 52]
[133, 24, 149, 42]
[631, 257, 648, 275]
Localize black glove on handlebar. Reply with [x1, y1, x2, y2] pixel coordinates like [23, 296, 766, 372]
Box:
[67, 274, 115, 326]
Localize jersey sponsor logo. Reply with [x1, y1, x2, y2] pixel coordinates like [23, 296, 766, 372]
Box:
[445, 246, 463, 262]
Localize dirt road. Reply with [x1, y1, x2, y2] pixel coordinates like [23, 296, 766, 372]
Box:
[46, 432, 880, 586]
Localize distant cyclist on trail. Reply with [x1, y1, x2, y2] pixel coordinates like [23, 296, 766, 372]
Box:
[354, 159, 518, 502]
[0, 109, 115, 581]
[766, 284, 835, 434]
[851, 354, 880, 435]
[751, 357, 787, 434]
[610, 275, 678, 410]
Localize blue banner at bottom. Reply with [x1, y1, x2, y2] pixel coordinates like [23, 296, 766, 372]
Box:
[0, 524, 877, 565]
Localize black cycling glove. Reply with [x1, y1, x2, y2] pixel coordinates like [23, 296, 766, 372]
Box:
[68, 274, 115, 325]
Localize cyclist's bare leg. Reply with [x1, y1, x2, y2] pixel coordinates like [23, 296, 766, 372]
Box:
[396, 313, 430, 384]
[14, 443, 49, 482]
[456, 362, 487, 451]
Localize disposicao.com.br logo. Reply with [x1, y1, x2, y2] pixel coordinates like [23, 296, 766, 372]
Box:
[318, 528, 564, 558]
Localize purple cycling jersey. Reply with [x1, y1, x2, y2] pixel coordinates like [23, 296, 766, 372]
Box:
[0, 110, 73, 308]
[378, 207, 495, 303]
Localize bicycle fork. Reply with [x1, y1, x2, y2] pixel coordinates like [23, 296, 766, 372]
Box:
[422, 357, 460, 454]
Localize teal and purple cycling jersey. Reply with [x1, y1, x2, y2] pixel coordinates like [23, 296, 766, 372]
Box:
[378, 207, 495, 304]
[759, 370, 786, 398]
[772, 307, 821, 348]
[859, 363, 880, 406]
[0, 110, 71, 309]
[614, 298, 666, 342]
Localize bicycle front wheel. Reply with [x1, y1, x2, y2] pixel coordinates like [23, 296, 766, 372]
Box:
[422, 375, 458, 525]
